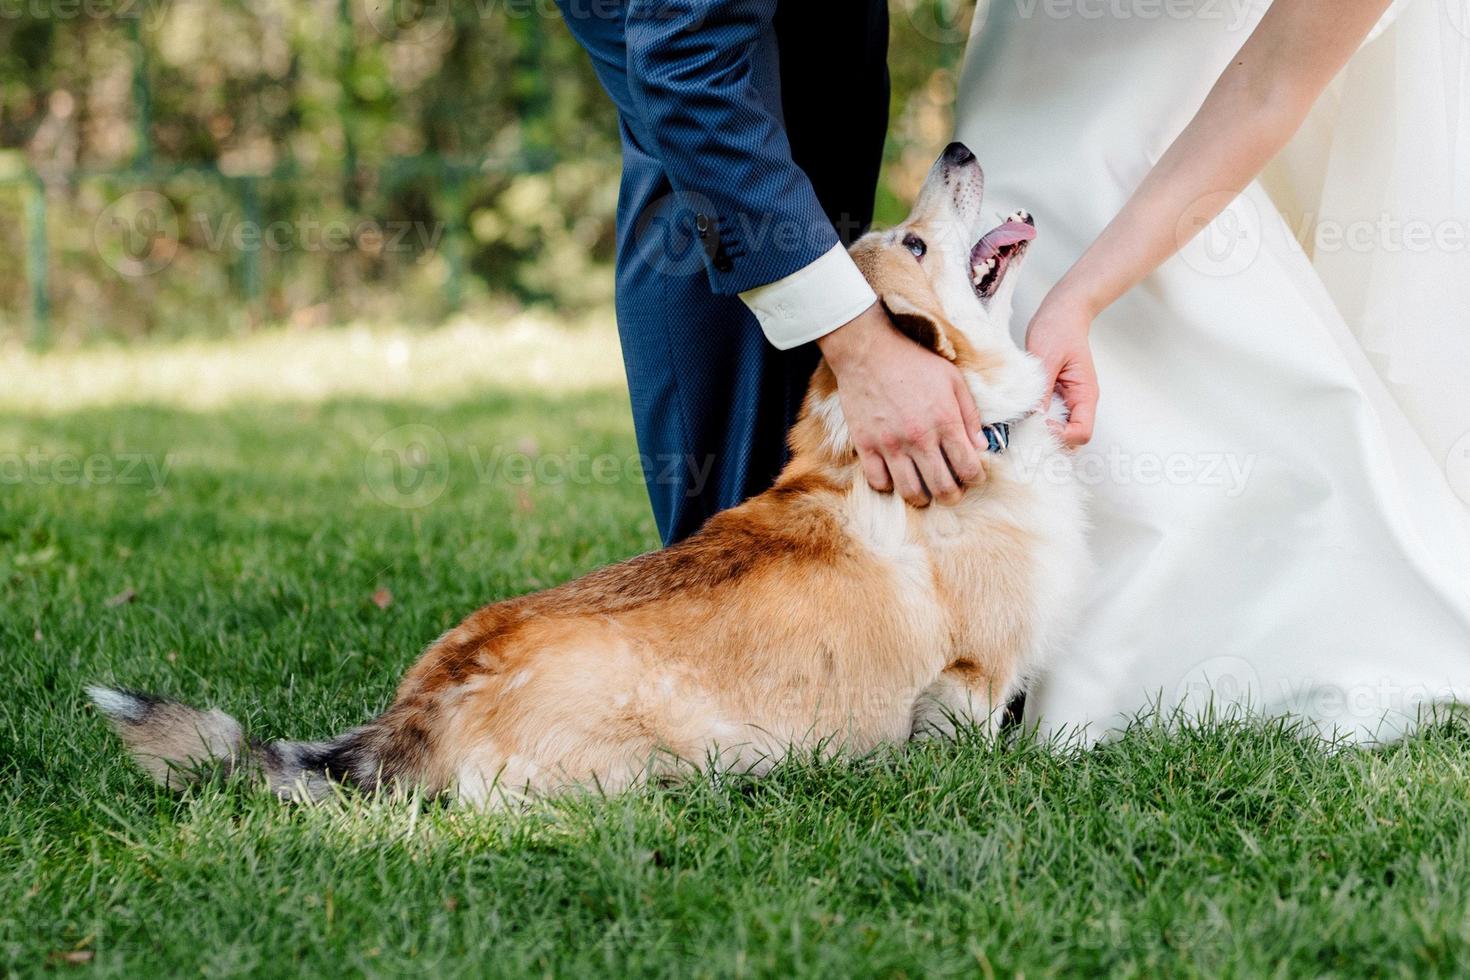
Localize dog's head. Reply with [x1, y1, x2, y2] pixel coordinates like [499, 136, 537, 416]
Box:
[848, 141, 1036, 363]
[790, 144, 1045, 468]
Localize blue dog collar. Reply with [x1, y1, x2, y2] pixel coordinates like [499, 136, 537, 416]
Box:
[981, 408, 1044, 453]
[981, 421, 1012, 454]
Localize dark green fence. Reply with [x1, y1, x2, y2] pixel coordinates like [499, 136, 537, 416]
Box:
[0, 0, 571, 347]
[1, 150, 558, 347]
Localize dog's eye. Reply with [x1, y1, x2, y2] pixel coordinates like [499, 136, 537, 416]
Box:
[902, 234, 927, 260]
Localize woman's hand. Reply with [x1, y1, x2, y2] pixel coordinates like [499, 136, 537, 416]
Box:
[1013, 0, 1393, 451]
[1025, 293, 1099, 447]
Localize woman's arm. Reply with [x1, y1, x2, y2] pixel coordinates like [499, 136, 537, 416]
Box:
[1030, 0, 1396, 446]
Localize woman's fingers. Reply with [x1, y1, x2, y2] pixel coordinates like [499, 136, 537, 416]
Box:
[1038, 356, 1064, 413]
[1055, 349, 1100, 447]
[1061, 379, 1098, 446]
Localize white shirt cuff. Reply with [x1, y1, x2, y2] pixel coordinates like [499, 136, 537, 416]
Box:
[738, 243, 878, 350]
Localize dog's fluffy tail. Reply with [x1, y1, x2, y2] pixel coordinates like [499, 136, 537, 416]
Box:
[86, 686, 435, 800]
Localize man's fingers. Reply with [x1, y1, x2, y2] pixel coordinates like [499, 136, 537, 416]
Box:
[939, 424, 983, 486]
[916, 446, 962, 506]
[951, 375, 984, 448]
[886, 453, 931, 508]
[858, 448, 894, 493]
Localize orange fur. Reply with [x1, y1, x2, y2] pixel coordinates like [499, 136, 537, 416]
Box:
[375, 187, 1065, 805]
[93, 148, 1089, 808]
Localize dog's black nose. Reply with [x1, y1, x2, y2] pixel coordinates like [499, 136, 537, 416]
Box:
[943, 142, 975, 166]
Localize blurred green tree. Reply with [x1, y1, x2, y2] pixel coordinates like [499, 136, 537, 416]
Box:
[0, 0, 978, 343]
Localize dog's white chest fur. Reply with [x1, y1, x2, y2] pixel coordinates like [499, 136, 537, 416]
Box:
[836, 405, 1088, 708]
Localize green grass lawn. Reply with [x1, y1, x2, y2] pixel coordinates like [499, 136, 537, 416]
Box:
[4, 321, 1470, 977]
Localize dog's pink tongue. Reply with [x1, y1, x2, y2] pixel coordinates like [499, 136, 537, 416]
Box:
[974, 220, 1037, 262]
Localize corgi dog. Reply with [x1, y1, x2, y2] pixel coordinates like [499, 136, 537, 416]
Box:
[90, 143, 1087, 808]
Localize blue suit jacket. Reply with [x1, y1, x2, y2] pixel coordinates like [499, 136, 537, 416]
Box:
[558, 0, 889, 544]
[561, 0, 889, 296]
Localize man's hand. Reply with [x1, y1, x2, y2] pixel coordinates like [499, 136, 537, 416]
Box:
[817, 302, 984, 507]
[1025, 293, 1099, 447]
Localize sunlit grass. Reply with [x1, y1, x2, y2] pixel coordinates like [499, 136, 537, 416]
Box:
[0, 310, 625, 414]
[3, 322, 1469, 976]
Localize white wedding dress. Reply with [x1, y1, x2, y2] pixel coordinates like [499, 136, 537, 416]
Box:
[954, 0, 1470, 742]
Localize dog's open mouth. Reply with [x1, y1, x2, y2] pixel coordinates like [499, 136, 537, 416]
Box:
[970, 209, 1036, 299]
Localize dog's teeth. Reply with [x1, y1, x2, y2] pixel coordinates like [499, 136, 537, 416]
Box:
[972, 257, 997, 286]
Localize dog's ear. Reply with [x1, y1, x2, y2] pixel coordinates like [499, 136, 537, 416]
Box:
[880, 291, 958, 361]
[849, 236, 960, 361]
